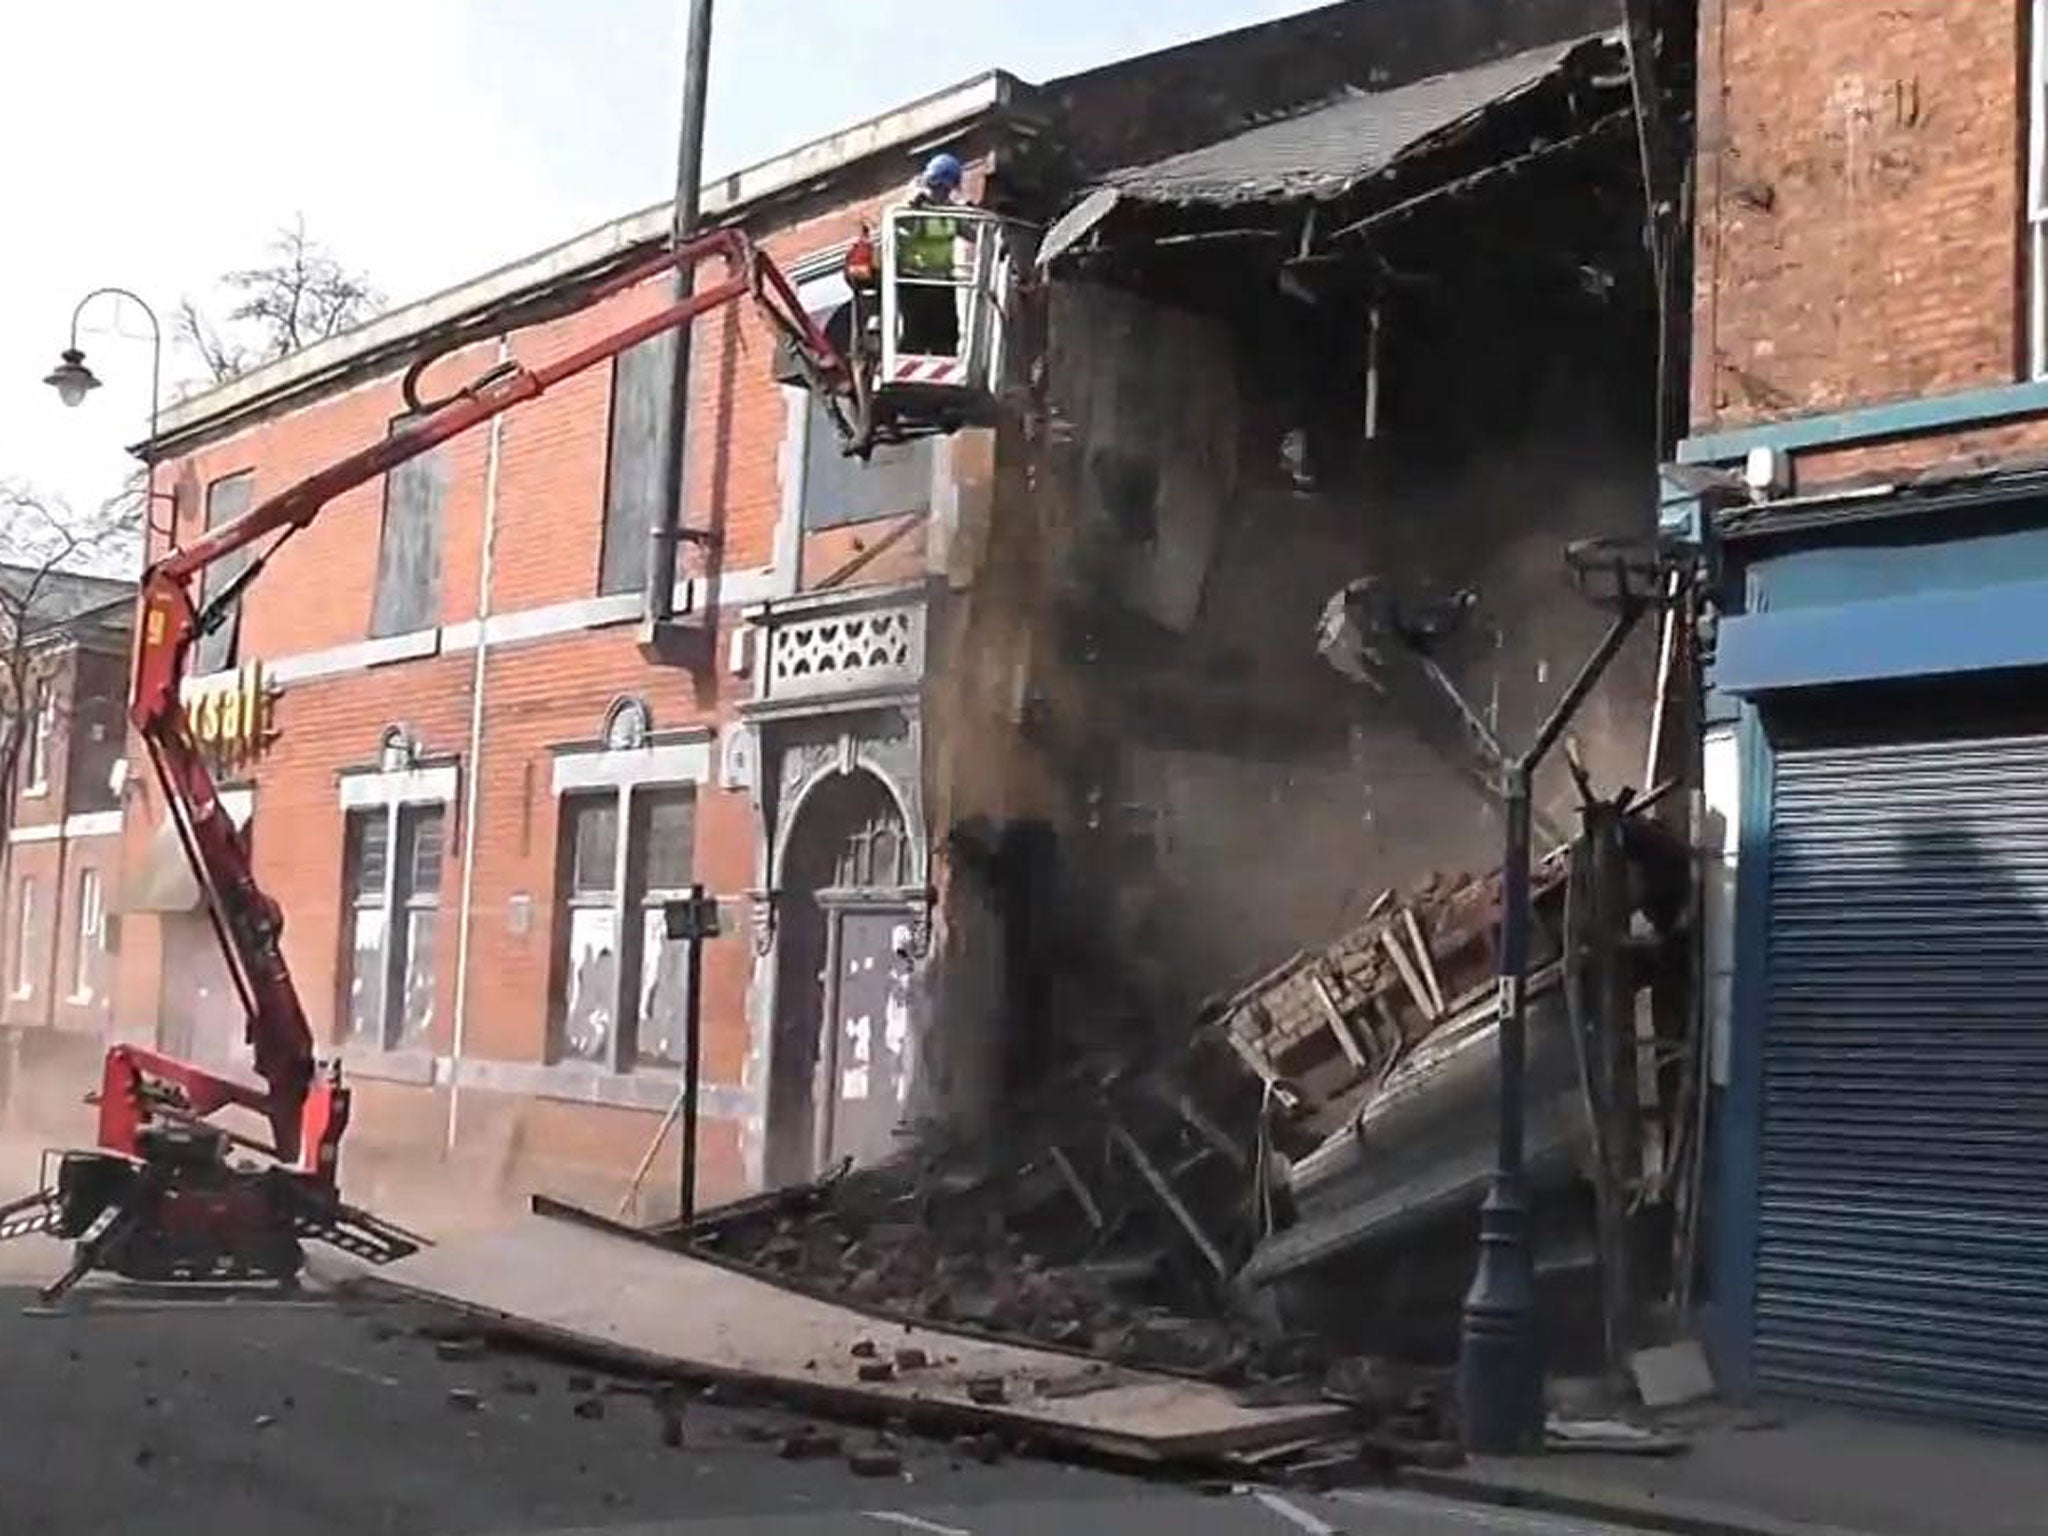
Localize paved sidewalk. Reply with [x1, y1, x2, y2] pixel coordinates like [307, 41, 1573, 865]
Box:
[1401, 1404, 2047, 1536]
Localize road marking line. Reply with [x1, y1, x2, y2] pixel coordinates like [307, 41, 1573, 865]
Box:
[1335, 1488, 1627, 1533]
[239, 1335, 402, 1389]
[1252, 1490, 1346, 1535]
[860, 1512, 972, 1536]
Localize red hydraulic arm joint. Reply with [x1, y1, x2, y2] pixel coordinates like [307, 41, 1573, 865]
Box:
[118, 227, 850, 1180]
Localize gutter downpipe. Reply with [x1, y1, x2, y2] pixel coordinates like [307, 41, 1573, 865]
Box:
[447, 337, 510, 1156]
[644, 0, 715, 639]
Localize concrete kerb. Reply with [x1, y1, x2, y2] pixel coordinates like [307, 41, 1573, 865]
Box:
[1395, 1464, 1886, 1536]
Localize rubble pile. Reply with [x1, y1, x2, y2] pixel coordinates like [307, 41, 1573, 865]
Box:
[646, 792, 1692, 1468]
[686, 1055, 1319, 1387]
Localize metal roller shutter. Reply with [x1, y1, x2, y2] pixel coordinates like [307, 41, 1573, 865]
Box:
[1760, 731, 2048, 1432]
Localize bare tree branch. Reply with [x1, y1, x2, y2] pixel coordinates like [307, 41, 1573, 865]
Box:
[174, 296, 250, 387]
[174, 215, 384, 387]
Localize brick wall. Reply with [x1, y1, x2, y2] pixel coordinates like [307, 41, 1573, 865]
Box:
[1, 832, 118, 1034]
[2, 641, 123, 1046]
[1692, 0, 2030, 431]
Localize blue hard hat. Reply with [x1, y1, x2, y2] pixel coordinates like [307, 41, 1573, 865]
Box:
[922, 152, 964, 191]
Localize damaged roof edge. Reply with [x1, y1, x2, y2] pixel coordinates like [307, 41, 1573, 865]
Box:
[1094, 30, 1622, 211]
[144, 70, 1028, 460]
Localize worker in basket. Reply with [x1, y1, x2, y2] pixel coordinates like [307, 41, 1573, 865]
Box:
[896, 152, 968, 359]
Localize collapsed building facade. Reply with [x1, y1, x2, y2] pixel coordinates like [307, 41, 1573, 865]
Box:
[716, 7, 1715, 1403]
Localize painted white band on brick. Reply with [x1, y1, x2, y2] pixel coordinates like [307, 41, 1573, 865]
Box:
[206, 570, 788, 692]
[552, 737, 712, 796]
[8, 810, 126, 845]
[338, 763, 459, 810]
[260, 627, 438, 685]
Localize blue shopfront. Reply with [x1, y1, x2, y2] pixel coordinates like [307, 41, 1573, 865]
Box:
[1670, 403, 2048, 1435]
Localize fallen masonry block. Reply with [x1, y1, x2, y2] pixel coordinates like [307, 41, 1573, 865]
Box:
[779, 1426, 843, 1460]
[953, 1431, 1005, 1464]
[847, 1446, 904, 1478]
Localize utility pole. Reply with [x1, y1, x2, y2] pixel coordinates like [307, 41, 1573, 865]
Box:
[644, 0, 715, 646]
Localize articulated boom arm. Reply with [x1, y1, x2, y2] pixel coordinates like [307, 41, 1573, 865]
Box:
[122, 227, 851, 1174]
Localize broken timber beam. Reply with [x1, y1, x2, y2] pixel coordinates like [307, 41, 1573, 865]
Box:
[1108, 1123, 1231, 1280]
[1400, 908, 1448, 1017]
[1307, 973, 1372, 1070]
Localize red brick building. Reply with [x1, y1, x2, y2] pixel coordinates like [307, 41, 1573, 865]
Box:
[113, 78, 1024, 1220]
[1, 567, 130, 1126]
[1677, 0, 2048, 1434]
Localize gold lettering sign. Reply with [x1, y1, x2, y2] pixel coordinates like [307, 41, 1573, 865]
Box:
[179, 661, 282, 770]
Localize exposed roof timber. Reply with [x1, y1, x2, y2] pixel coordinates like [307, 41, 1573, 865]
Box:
[146, 71, 1027, 457]
[1328, 106, 1634, 241]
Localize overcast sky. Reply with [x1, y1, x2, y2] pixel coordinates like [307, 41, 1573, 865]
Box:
[2, 0, 1318, 535]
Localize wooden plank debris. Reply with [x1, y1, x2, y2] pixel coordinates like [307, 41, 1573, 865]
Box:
[1046, 1145, 1104, 1231]
[375, 1216, 1348, 1463]
[1109, 1123, 1230, 1280]
[1307, 974, 1370, 1069]
[1379, 927, 1439, 1025]
[1400, 908, 1447, 1017]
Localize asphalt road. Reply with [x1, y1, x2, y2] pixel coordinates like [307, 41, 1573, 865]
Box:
[0, 1243, 1643, 1536]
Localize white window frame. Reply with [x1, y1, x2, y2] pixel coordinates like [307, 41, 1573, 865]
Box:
[11, 877, 36, 998]
[548, 714, 710, 1074]
[550, 781, 700, 1073]
[2032, 1, 2048, 377]
[22, 679, 53, 797]
[69, 866, 103, 1003]
[341, 801, 446, 1053]
[336, 752, 456, 1053]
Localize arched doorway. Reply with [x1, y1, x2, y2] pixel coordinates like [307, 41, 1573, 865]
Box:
[767, 768, 921, 1184]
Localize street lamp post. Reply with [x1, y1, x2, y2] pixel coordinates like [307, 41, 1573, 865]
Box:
[1317, 541, 1667, 1455]
[43, 286, 173, 544]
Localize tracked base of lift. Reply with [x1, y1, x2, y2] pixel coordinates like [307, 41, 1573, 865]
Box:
[0, 1124, 424, 1307]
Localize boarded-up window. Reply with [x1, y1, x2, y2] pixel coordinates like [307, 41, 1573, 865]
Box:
[10, 877, 37, 997]
[550, 785, 696, 1070]
[193, 471, 253, 675]
[801, 396, 930, 530]
[628, 789, 696, 1068]
[369, 420, 445, 637]
[554, 795, 620, 1064]
[71, 866, 104, 1002]
[340, 803, 444, 1049]
[395, 806, 443, 1045]
[598, 334, 679, 596]
[341, 811, 390, 1045]
[21, 678, 52, 792]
